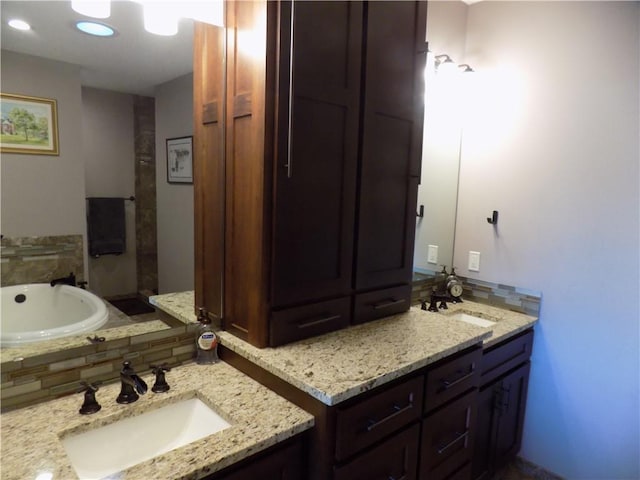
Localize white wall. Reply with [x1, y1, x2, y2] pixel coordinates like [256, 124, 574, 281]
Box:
[82, 87, 137, 297]
[155, 73, 194, 294]
[456, 2, 639, 478]
[0, 51, 88, 279]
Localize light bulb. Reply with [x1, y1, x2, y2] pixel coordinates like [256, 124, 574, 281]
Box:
[143, 2, 179, 36]
[71, 0, 111, 19]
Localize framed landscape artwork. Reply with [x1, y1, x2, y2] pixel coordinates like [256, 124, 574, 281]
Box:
[0, 93, 59, 155]
[166, 136, 193, 184]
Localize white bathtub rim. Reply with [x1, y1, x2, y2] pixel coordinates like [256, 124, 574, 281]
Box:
[0, 284, 109, 347]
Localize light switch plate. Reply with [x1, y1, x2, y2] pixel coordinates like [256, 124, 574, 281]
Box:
[468, 251, 480, 272]
[427, 245, 438, 264]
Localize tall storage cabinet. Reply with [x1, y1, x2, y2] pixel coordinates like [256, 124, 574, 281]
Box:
[195, 0, 426, 348]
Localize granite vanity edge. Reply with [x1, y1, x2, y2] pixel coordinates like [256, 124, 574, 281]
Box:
[223, 332, 491, 406]
[150, 292, 494, 406]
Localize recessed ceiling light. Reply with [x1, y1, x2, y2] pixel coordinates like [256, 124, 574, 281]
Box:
[8, 19, 31, 31]
[75, 21, 115, 37]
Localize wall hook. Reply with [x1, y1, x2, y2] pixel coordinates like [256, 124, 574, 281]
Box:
[487, 210, 499, 225]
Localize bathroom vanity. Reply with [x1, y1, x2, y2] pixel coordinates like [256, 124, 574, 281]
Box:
[152, 292, 537, 480]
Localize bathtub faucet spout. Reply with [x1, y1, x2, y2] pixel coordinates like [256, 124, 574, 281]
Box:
[50, 272, 76, 287]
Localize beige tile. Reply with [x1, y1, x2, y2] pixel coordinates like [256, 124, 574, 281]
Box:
[1, 380, 42, 399]
[49, 357, 87, 372]
[80, 363, 114, 379]
[42, 370, 81, 388]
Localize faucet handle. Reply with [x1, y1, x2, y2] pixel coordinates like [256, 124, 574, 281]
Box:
[150, 363, 171, 393]
[78, 381, 102, 415]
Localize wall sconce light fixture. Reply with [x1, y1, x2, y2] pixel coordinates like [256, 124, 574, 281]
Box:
[435, 54, 454, 71]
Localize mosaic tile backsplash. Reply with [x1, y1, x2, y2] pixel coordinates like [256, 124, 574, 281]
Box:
[0, 321, 198, 412]
[0, 235, 84, 287]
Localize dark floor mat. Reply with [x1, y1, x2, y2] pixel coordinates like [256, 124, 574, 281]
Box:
[109, 297, 155, 316]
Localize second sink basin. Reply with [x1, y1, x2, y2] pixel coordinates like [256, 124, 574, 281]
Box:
[447, 311, 496, 328]
[61, 396, 231, 480]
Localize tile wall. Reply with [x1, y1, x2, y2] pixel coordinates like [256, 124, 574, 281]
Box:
[0, 235, 84, 286]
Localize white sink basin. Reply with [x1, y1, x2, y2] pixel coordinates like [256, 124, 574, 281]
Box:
[61, 397, 231, 480]
[448, 312, 496, 328]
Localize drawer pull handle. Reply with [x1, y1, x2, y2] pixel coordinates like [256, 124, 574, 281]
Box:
[296, 314, 341, 329]
[373, 298, 406, 310]
[442, 367, 475, 390]
[366, 395, 414, 432]
[437, 430, 469, 455]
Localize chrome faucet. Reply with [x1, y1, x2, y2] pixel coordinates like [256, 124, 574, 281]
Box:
[116, 361, 148, 404]
[50, 272, 76, 287]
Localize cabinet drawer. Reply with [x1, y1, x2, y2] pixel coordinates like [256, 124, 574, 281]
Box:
[481, 329, 533, 386]
[270, 297, 351, 346]
[420, 389, 477, 480]
[335, 375, 423, 461]
[352, 284, 411, 325]
[334, 423, 420, 480]
[424, 347, 482, 413]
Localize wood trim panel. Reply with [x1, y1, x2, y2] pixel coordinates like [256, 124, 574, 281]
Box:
[223, 0, 277, 347]
[194, 22, 225, 322]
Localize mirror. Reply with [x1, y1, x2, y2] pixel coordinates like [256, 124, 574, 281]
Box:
[0, 1, 196, 361]
[413, 0, 468, 275]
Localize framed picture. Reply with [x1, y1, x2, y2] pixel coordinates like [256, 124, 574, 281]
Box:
[0, 93, 59, 155]
[166, 136, 193, 184]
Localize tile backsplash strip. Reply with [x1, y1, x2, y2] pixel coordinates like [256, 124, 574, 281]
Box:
[412, 270, 541, 317]
[0, 324, 199, 412]
[0, 235, 84, 286]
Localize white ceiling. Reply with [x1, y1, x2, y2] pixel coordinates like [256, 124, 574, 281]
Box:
[1, 1, 194, 96]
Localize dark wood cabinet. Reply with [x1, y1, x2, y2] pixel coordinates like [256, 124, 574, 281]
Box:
[205, 436, 304, 480]
[472, 330, 534, 480]
[420, 389, 478, 480]
[355, 0, 425, 294]
[222, 344, 483, 480]
[272, 0, 362, 309]
[335, 375, 423, 461]
[334, 423, 420, 480]
[195, 0, 427, 347]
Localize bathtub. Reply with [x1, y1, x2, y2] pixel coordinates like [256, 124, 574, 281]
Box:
[1, 284, 108, 347]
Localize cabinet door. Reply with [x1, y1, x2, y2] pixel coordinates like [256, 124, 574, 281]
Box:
[471, 362, 531, 479]
[272, 1, 362, 307]
[471, 384, 496, 480]
[355, 0, 427, 291]
[493, 362, 531, 471]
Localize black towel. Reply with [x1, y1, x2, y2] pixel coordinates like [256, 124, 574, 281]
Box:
[87, 197, 126, 257]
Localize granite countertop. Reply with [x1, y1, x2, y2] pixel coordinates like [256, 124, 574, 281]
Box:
[150, 292, 538, 406]
[0, 361, 314, 480]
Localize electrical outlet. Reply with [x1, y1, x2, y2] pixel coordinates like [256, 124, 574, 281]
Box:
[468, 251, 481, 272]
[427, 245, 438, 264]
